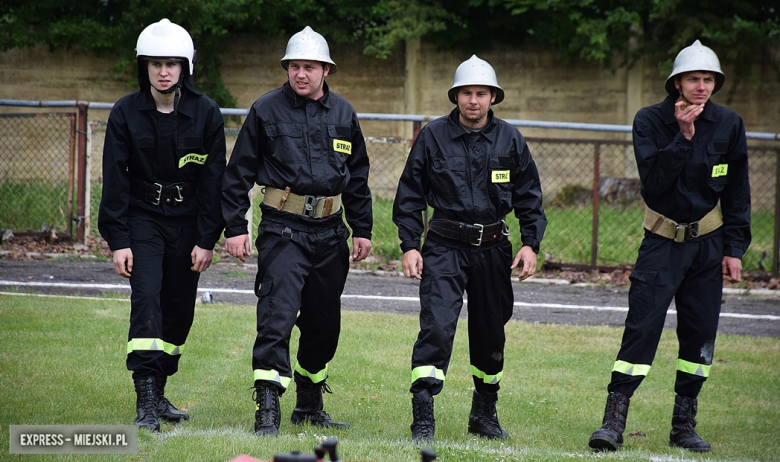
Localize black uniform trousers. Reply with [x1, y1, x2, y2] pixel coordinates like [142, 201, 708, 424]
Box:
[126, 213, 200, 378]
[608, 230, 723, 399]
[252, 207, 350, 393]
[411, 236, 514, 396]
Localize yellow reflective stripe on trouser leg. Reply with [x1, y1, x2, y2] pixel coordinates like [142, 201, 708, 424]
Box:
[411, 366, 445, 384]
[677, 359, 711, 377]
[127, 338, 183, 355]
[294, 363, 328, 384]
[253, 369, 292, 389]
[612, 360, 651, 376]
[470, 366, 503, 385]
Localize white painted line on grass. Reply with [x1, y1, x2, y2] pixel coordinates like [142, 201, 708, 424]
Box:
[2, 281, 778, 321]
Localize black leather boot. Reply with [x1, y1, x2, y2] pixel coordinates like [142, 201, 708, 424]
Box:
[133, 376, 160, 432]
[154, 374, 189, 423]
[253, 383, 281, 437]
[290, 382, 349, 428]
[411, 389, 435, 444]
[589, 392, 629, 451]
[669, 395, 711, 452]
[467, 390, 509, 439]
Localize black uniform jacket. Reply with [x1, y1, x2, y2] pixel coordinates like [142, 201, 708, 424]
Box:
[222, 81, 373, 239]
[633, 94, 751, 258]
[393, 108, 547, 253]
[98, 80, 226, 251]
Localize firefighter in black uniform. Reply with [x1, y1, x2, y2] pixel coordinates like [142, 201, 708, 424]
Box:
[588, 40, 751, 453]
[393, 55, 547, 443]
[221, 26, 373, 437]
[98, 19, 226, 432]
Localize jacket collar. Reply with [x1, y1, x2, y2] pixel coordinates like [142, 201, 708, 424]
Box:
[136, 82, 200, 119]
[446, 107, 497, 142]
[283, 80, 331, 109]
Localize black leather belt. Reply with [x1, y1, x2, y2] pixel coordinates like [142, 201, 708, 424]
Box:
[428, 219, 509, 246]
[130, 177, 190, 205]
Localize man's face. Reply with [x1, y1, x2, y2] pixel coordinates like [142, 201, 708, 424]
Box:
[147, 60, 182, 93]
[456, 85, 496, 128]
[288, 60, 329, 100]
[676, 71, 716, 105]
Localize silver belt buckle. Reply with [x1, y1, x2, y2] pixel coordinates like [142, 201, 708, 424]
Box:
[472, 223, 484, 246]
[174, 185, 184, 203]
[151, 183, 163, 205]
[302, 195, 326, 218]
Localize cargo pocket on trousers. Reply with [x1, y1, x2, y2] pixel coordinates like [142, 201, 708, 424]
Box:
[628, 269, 658, 316]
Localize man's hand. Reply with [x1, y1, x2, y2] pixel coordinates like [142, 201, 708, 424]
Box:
[225, 234, 252, 262]
[401, 249, 423, 280]
[511, 245, 537, 281]
[722, 256, 742, 283]
[112, 248, 133, 278]
[675, 96, 704, 140]
[191, 245, 214, 273]
[352, 237, 372, 262]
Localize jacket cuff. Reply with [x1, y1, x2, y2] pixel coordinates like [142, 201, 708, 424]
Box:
[224, 225, 248, 239]
[401, 240, 420, 253]
[108, 239, 131, 252]
[196, 239, 216, 251]
[351, 228, 372, 240]
[521, 238, 540, 254]
[723, 245, 745, 260]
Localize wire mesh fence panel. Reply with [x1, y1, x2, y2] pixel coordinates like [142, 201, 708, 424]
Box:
[745, 146, 778, 272]
[4, 109, 778, 273]
[0, 113, 75, 235]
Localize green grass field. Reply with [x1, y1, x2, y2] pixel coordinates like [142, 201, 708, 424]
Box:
[1, 293, 778, 461]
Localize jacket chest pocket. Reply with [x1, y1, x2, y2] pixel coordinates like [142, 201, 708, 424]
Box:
[328, 124, 352, 170]
[707, 141, 728, 190]
[488, 154, 514, 198]
[176, 134, 207, 176]
[265, 123, 305, 164]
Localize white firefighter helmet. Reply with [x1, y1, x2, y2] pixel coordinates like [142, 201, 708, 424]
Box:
[448, 55, 504, 105]
[136, 18, 195, 76]
[280, 26, 338, 75]
[665, 40, 725, 95]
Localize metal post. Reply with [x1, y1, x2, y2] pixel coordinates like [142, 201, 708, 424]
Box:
[773, 147, 780, 276]
[591, 142, 601, 267]
[75, 103, 88, 243]
[66, 114, 77, 238]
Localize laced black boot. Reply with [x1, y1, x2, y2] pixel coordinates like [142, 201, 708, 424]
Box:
[290, 382, 349, 428]
[411, 389, 435, 444]
[154, 374, 189, 423]
[669, 395, 711, 453]
[133, 376, 160, 432]
[468, 390, 509, 439]
[253, 383, 281, 437]
[589, 392, 629, 451]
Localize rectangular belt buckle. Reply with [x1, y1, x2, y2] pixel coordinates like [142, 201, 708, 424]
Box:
[302, 195, 326, 218]
[151, 183, 163, 205]
[472, 223, 484, 246]
[674, 224, 689, 243]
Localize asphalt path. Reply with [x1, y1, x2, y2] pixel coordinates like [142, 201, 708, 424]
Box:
[1, 260, 778, 338]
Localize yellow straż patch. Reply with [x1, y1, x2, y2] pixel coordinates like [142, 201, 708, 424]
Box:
[334, 140, 352, 155]
[179, 153, 208, 168]
[492, 170, 510, 183]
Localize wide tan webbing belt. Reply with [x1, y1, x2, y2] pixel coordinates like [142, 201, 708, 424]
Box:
[262, 187, 341, 218]
[643, 205, 723, 243]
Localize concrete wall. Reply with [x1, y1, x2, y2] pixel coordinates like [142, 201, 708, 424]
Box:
[2, 34, 778, 136]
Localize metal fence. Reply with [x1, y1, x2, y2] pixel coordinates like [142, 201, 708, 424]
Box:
[1, 101, 778, 275]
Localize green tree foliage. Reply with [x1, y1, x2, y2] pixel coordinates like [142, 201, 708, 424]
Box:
[2, 0, 778, 106]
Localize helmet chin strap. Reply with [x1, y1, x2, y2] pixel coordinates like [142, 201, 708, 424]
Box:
[152, 74, 183, 115]
[154, 84, 181, 115]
